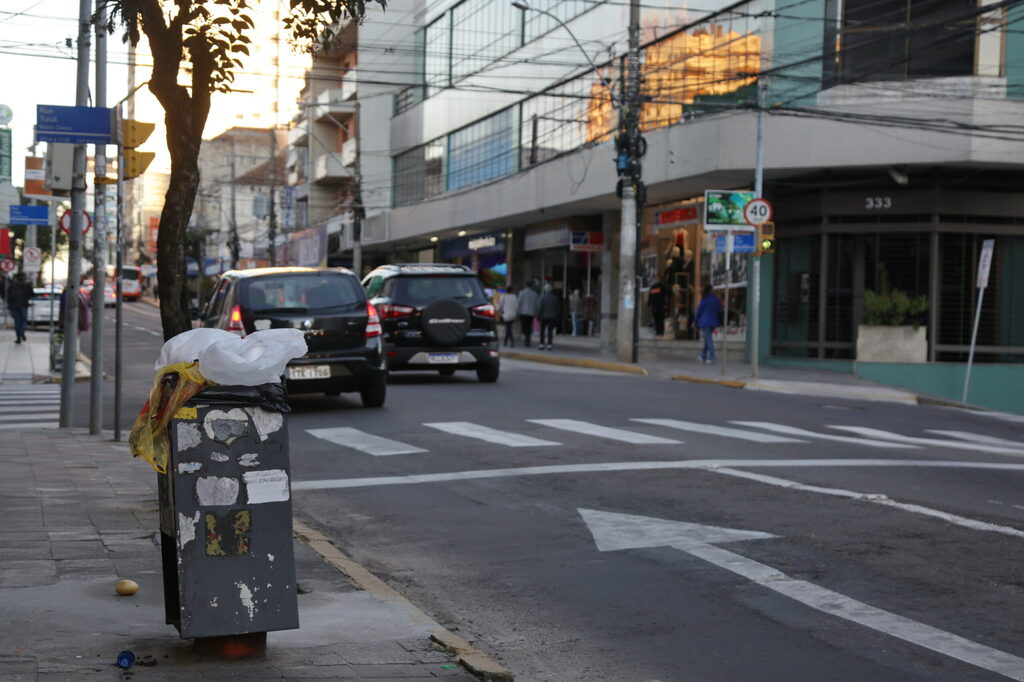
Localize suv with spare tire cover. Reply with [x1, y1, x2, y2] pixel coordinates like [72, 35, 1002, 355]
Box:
[362, 263, 500, 382]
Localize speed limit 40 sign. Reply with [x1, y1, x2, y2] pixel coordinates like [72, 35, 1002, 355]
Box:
[744, 198, 773, 226]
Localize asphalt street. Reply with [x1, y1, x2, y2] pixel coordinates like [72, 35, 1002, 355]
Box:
[81, 303, 1024, 681]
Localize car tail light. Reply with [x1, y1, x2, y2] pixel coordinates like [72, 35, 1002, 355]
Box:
[227, 304, 245, 336]
[378, 303, 414, 320]
[471, 303, 496, 318]
[365, 303, 382, 338]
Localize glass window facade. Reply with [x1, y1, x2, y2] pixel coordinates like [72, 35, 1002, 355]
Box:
[450, 0, 521, 83]
[448, 108, 518, 191]
[424, 14, 451, 96]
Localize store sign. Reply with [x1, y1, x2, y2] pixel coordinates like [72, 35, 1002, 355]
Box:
[289, 223, 328, 267]
[440, 231, 505, 259]
[655, 205, 700, 228]
[570, 231, 604, 252]
[24, 157, 52, 201]
[524, 224, 570, 252]
[704, 190, 755, 226]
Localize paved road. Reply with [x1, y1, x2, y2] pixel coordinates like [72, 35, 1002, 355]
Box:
[83, 303, 1024, 681]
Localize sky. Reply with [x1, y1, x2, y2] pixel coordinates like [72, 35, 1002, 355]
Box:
[1, 0, 130, 187]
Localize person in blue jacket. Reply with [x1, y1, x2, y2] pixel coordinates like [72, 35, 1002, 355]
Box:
[694, 283, 723, 364]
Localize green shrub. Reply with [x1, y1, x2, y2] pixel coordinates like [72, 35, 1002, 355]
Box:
[863, 265, 928, 327]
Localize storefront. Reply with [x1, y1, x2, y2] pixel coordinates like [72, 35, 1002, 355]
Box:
[439, 230, 508, 290]
[521, 218, 603, 334]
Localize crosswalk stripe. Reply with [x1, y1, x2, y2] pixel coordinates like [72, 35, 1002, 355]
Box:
[424, 422, 560, 447]
[733, 422, 919, 449]
[830, 426, 1024, 456]
[527, 419, 681, 445]
[0, 400, 60, 406]
[0, 405, 63, 413]
[926, 430, 1024, 449]
[0, 390, 60, 395]
[0, 422, 58, 430]
[631, 418, 805, 443]
[307, 427, 427, 456]
[0, 413, 56, 422]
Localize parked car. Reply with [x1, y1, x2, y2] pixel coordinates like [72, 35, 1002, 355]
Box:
[197, 267, 387, 407]
[82, 279, 116, 307]
[27, 286, 61, 327]
[362, 263, 499, 382]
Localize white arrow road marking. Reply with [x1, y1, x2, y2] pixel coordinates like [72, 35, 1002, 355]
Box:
[306, 427, 427, 456]
[293, 458, 1024, 491]
[424, 422, 560, 447]
[734, 422, 919, 449]
[631, 418, 804, 443]
[831, 426, 1024, 456]
[927, 430, 1024, 448]
[709, 467, 1024, 539]
[528, 419, 681, 444]
[579, 508, 1024, 681]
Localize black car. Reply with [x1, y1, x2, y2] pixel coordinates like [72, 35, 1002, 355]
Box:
[198, 267, 388, 407]
[362, 263, 500, 382]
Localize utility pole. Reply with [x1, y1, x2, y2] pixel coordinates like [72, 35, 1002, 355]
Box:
[750, 77, 767, 379]
[615, 0, 643, 363]
[60, 0, 91, 428]
[229, 139, 239, 269]
[268, 128, 278, 266]
[352, 101, 363, 277]
[89, 2, 108, 435]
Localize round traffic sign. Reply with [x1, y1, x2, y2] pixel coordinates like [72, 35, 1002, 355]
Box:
[744, 197, 773, 226]
[0, 257, 16, 274]
[59, 209, 92, 235]
[24, 246, 42, 262]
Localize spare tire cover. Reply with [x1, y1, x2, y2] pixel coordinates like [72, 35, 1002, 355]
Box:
[421, 298, 471, 346]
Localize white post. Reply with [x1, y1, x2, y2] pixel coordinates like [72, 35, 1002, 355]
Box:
[750, 77, 767, 379]
[962, 239, 994, 404]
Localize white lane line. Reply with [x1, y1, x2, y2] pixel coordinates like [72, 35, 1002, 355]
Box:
[0, 404, 65, 413]
[734, 422, 919, 449]
[528, 419, 681, 445]
[831, 426, 1024, 456]
[424, 422, 560, 448]
[306, 427, 427, 456]
[710, 467, 1024, 539]
[632, 418, 804, 443]
[926, 430, 1024, 449]
[0, 422, 58, 430]
[292, 458, 1024, 491]
[0, 413, 57, 422]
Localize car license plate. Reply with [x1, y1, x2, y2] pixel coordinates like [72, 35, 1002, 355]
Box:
[287, 365, 331, 380]
[427, 353, 459, 364]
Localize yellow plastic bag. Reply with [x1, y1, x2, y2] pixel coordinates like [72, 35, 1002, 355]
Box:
[129, 362, 211, 473]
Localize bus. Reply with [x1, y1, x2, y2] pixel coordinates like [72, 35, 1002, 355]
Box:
[106, 265, 143, 300]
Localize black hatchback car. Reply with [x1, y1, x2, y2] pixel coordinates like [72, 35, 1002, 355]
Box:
[198, 267, 387, 407]
[361, 264, 499, 382]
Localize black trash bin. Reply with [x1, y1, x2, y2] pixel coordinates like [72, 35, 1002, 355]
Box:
[157, 384, 299, 644]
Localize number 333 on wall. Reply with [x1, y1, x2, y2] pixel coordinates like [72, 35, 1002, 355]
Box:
[865, 196, 892, 209]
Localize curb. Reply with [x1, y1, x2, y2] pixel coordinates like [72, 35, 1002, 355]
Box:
[293, 520, 514, 682]
[671, 373, 746, 389]
[502, 351, 648, 376]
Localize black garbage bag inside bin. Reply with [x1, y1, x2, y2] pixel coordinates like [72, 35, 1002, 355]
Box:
[190, 382, 291, 413]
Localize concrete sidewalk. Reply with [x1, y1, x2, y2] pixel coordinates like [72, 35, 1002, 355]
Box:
[503, 332, 924, 406]
[0, 328, 90, 385]
[0, 427, 509, 681]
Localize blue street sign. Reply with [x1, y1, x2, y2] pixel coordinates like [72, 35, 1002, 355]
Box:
[35, 105, 113, 145]
[9, 205, 48, 225]
[715, 232, 756, 253]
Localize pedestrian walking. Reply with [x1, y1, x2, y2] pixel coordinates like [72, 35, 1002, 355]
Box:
[518, 280, 539, 348]
[648, 273, 667, 337]
[537, 283, 561, 351]
[500, 288, 519, 347]
[694, 283, 723, 364]
[6, 273, 34, 345]
[569, 289, 583, 336]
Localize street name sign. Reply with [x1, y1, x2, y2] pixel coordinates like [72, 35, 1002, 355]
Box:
[714, 232, 755, 254]
[9, 205, 48, 226]
[35, 105, 113, 145]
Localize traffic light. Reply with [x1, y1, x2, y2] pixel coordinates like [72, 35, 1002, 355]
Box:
[121, 119, 155, 180]
[757, 221, 776, 254]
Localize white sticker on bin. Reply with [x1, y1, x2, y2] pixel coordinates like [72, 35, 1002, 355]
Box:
[244, 469, 290, 504]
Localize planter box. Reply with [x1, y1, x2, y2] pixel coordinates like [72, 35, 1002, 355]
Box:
[856, 325, 927, 363]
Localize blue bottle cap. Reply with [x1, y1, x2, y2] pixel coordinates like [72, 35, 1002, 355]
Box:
[116, 650, 136, 669]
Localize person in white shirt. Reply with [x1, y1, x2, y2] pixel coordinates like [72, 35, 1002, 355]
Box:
[499, 288, 519, 347]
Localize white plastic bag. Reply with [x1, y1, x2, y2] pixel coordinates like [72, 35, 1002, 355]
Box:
[198, 328, 308, 386]
[154, 328, 239, 369]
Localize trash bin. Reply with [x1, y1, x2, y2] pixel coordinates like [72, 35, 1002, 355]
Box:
[157, 385, 299, 641]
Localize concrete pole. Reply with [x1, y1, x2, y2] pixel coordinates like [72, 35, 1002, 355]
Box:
[615, 0, 641, 363]
[114, 123, 125, 441]
[352, 101, 362, 276]
[750, 77, 766, 379]
[230, 139, 239, 269]
[90, 2, 107, 434]
[59, 0, 92, 428]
